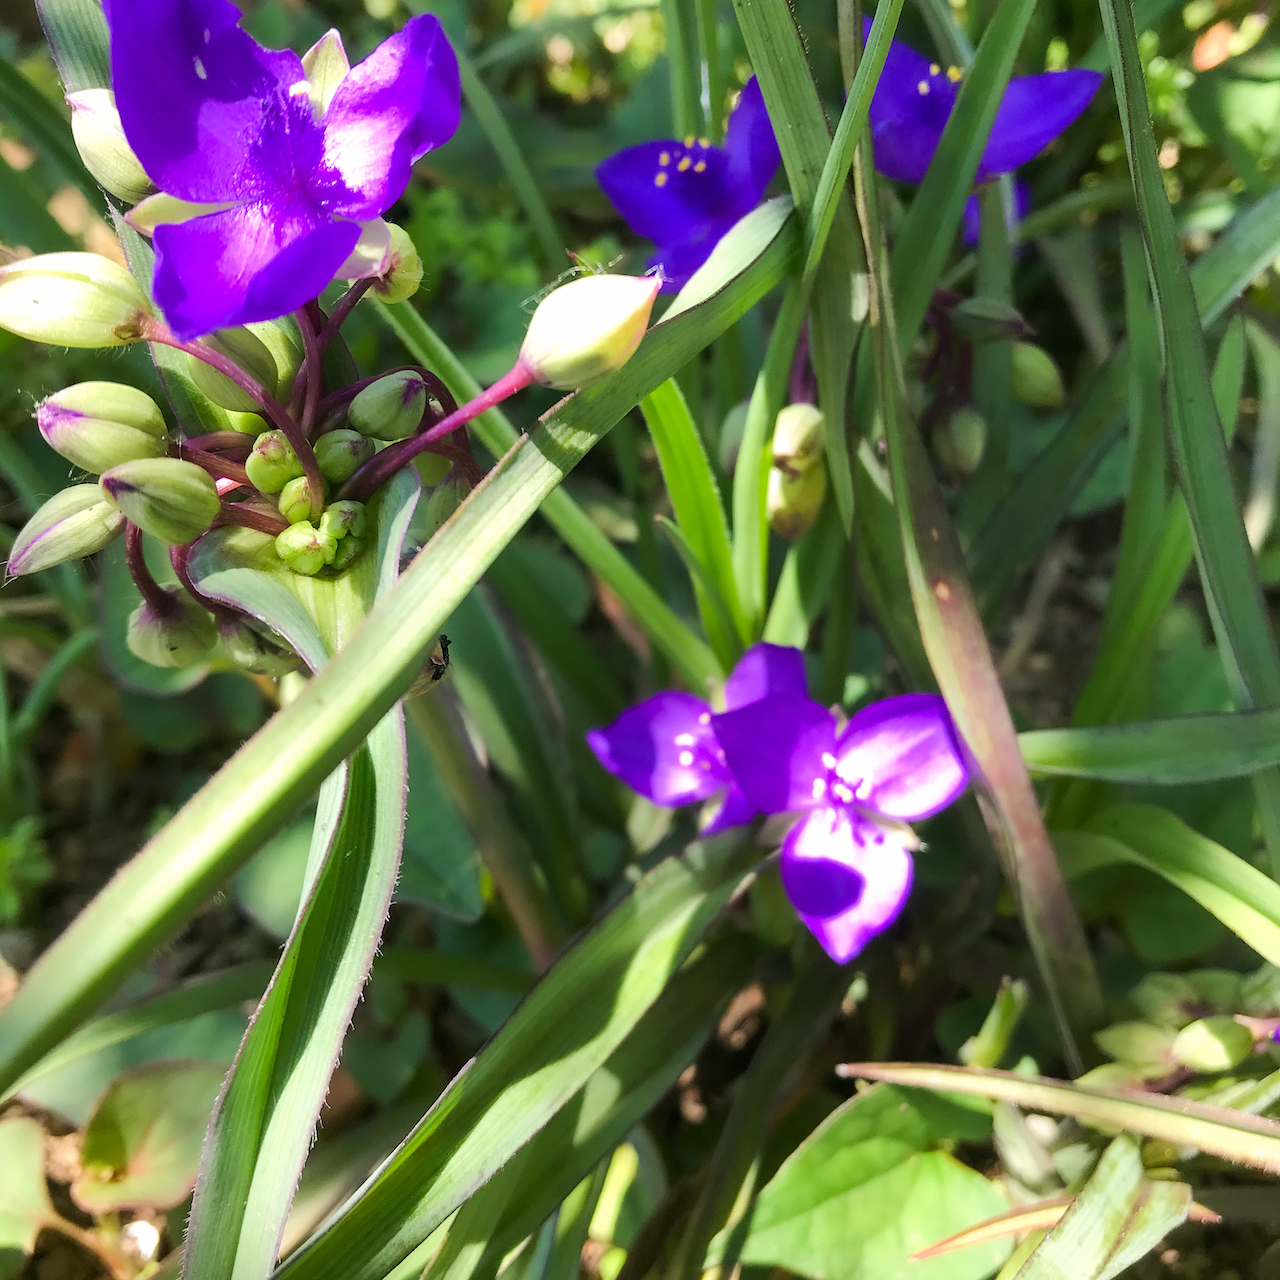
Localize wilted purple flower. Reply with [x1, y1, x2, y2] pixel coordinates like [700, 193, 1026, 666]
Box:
[962, 178, 1030, 246]
[586, 642, 806, 833]
[106, 0, 460, 339]
[866, 19, 1103, 185]
[713, 692, 969, 963]
[595, 77, 780, 293]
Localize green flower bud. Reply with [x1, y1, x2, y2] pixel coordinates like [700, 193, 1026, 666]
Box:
[1239, 963, 1280, 1017]
[218, 616, 299, 677]
[245, 430, 304, 494]
[414, 452, 452, 486]
[318, 500, 366, 541]
[1012, 342, 1066, 409]
[520, 273, 660, 390]
[275, 521, 336, 576]
[1184, 969, 1242, 1011]
[245, 320, 303, 403]
[226, 411, 269, 435]
[949, 295, 1032, 344]
[7, 483, 124, 575]
[315, 429, 375, 483]
[126, 587, 217, 669]
[301, 29, 350, 117]
[0, 251, 152, 348]
[422, 471, 473, 539]
[348, 371, 427, 441]
[101, 458, 220, 545]
[38, 382, 167, 474]
[933, 407, 987, 479]
[1130, 973, 1200, 1028]
[370, 224, 423, 305]
[1172, 1016, 1255, 1073]
[326, 533, 365, 573]
[771, 403, 824, 477]
[1093, 1021, 1176, 1076]
[67, 89, 156, 206]
[278, 474, 322, 524]
[767, 459, 826, 539]
[190, 327, 280, 413]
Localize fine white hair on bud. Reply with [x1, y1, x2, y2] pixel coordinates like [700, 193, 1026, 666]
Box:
[519, 273, 661, 391]
[67, 88, 156, 205]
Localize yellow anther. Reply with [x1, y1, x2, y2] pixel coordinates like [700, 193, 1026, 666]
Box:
[654, 171, 668, 186]
[694, 160, 706, 172]
[698, 136, 709, 147]
[677, 156, 692, 171]
[659, 150, 670, 165]
[929, 62, 940, 74]
[917, 80, 930, 94]
[684, 134, 695, 146]
[947, 65, 963, 82]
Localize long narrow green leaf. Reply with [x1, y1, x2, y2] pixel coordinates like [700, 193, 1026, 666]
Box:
[1098, 0, 1280, 876]
[183, 473, 420, 1280]
[275, 836, 755, 1280]
[0, 152, 75, 254]
[841, 1062, 1280, 1173]
[1055, 805, 1280, 966]
[33, 0, 109, 94]
[0, 201, 792, 1099]
[454, 46, 564, 274]
[641, 378, 747, 660]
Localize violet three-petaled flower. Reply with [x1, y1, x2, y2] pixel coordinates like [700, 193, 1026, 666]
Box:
[713, 692, 969, 963]
[105, 0, 460, 339]
[595, 77, 781, 293]
[586, 642, 806, 832]
[865, 18, 1103, 186]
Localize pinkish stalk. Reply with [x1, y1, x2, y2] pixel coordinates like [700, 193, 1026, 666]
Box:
[184, 431, 255, 459]
[124, 521, 177, 616]
[143, 317, 326, 522]
[215, 500, 289, 536]
[292, 305, 324, 435]
[181, 446, 252, 488]
[338, 360, 535, 503]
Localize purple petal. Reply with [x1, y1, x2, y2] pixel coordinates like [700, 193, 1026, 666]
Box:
[597, 138, 749, 248]
[107, 0, 308, 202]
[647, 225, 735, 293]
[586, 692, 729, 807]
[320, 14, 460, 219]
[781, 808, 914, 963]
[723, 77, 781, 201]
[712, 694, 836, 815]
[723, 642, 808, 711]
[834, 693, 968, 822]
[700, 782, 757, 835]
[152, 204, 359, 339]
[864, 17, 957, 185]
[962, 177, 1031, 246]
[977, 70, 1104, 179]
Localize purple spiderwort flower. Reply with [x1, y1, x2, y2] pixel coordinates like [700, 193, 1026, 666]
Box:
[105, 0, 460, 339]
[586, 642, 806, 833]
[595, 78, 781, 293]
[962, 177, 1030, 247]
[865, 19, 1103, 186]
[712, 692, 969, 963]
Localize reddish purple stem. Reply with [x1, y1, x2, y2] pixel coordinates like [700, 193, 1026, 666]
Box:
[124, 522, 177, 616]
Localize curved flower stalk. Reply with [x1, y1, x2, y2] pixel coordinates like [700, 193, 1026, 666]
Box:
[596, 77, 781, 292]
[864, 19, 1103, 187]
[587, 644, 971, 962]
[105, 0, 460, 339]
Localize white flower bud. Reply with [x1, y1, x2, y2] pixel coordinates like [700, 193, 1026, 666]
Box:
[0, 252, 152, 348]
[67, 89, 155, 205]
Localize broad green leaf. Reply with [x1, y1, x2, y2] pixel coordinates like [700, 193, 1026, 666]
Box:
[274, 834, 755, 1280]
[1053, 804, 1280, 965]
[843, 1064, 1280, 1172]
[0, 1117, 57, 1280]
[1, 963, 272, 1104]
[641, 378, 746, 664]
[716, 1084, 1008, 1280]
[1098, 0, 1280, 874]
[970, 189, 1280, 615]
[182, 473, 419, 1280]
[73, 1060, 226, 1213]
[0, 195, 792, 1100]
[1012, 1137, 1189, 1280]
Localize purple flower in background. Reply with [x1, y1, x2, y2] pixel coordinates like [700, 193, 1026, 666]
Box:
[586, 642, 806, 833]
[962, 177, 1031, 246]
[865, 18, 1103, 185]
[596, 77, 781, 293]
[105, 0, 460, 339]
[713, 692, 969, 963]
